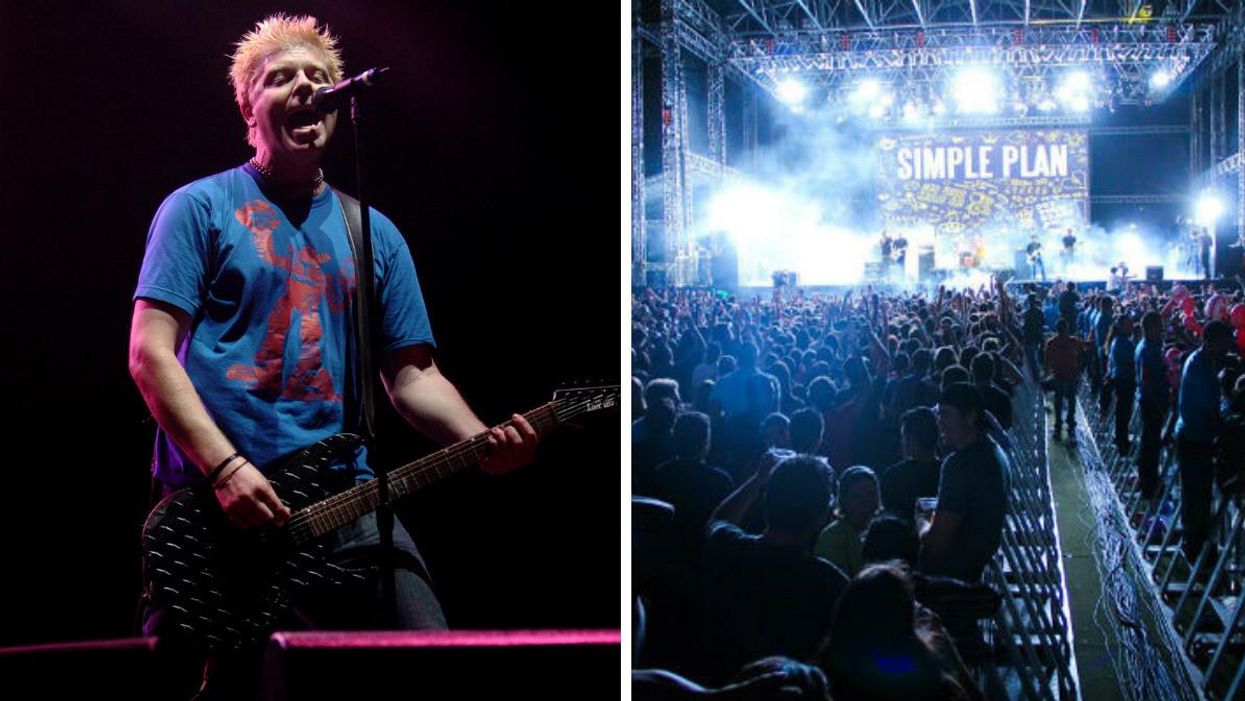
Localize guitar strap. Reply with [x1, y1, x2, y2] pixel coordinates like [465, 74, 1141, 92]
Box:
[334, 189, 378, 443]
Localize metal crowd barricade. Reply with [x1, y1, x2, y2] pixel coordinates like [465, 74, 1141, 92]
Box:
[1077, 375, 1245, 700]
[979, 376, 1080, 700]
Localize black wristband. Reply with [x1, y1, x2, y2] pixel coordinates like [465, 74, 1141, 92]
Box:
[208, 452, 241, 484]
[214, 460, 248, 490]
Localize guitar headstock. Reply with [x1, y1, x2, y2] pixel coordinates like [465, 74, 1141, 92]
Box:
[552, 384, 620, 419]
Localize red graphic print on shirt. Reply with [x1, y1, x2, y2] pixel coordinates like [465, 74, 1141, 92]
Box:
[226, 199, 353, 402]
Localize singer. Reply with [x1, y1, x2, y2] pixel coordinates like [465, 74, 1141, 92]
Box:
[129, 14, 537, 698]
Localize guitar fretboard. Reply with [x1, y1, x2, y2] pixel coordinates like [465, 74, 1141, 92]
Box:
[284, 393, 605, 543]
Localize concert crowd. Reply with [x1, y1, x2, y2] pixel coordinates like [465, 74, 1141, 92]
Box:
[630, 274, 1245, 700]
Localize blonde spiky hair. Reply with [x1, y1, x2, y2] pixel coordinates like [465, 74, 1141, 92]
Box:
[229, 14, 345, 146]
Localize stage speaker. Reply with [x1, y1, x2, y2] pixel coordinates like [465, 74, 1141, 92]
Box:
[918, 250, 935, 281]
[1146, 266, 1163, 282]
[262, 630, 620, 701]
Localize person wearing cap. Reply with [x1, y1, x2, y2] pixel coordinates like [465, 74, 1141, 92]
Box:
[1175, 320, 1236, 560]
[919, 383, 1009, 582]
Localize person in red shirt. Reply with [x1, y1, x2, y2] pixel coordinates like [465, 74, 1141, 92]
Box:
[1045, 318, 1092, 442]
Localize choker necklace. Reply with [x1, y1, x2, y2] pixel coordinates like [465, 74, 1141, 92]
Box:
[249, 157, 324, 190]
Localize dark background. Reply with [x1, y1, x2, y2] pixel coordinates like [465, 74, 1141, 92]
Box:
[0, 1, 620, 646]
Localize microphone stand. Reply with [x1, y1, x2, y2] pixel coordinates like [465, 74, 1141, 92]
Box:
[348, 92, 397, 622]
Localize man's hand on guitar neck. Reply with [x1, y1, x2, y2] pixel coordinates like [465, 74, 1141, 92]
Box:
[214, 460, 293, 529]
[480, 414, 539, 476]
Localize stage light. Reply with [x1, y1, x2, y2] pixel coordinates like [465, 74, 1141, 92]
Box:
[1056, 71, 1095, 112]
[1037, 98, 1057, 112]
[1195, 192, 1225, 226]
[776, 78, 808, 107]
[853, 79, 882, 103]
[952, 67, 999, 114]
[1066, 71, 1091, 92]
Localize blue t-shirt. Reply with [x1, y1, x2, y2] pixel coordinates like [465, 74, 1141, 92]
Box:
[1135, 339, 1168, 403]
[1176, 348, 1219, 444]
[134, 163, 436, 487]
[1109, 336, 1135, 382]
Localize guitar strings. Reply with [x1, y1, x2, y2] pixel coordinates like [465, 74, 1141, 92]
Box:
[283, 394, 610, 539]
[285, 397, 597, 538]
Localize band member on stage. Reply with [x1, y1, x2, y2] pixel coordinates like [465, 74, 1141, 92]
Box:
[1060, 227, 1077, 272]
[1199, 226, 1212, 280]
[892, 232, 909, 278]
[1187, 225, 1203, 276]
[1025, 234, 1045, 282]
[129, 14, 537, 695]
[1107, 262, 1131, 292]
[880, 230, 894, 276]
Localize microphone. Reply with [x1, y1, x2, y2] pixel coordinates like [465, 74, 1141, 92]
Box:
[311, 67, 390, 113]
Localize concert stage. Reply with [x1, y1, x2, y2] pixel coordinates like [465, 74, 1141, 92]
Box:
[0, 630, 621, 700]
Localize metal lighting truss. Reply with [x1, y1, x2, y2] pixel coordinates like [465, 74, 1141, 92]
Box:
[632, 0, 1236, 286]
[728, 23, 1217, 108]
[1187, 2, 1244, 265]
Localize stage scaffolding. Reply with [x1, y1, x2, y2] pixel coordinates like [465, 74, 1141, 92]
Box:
[632, 0, 1239, 288]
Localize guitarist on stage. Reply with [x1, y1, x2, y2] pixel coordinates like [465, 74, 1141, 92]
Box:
[1060, 227, 1077, 273]
[128, 14, 536, 696]
[1025, 233, 1046, 282]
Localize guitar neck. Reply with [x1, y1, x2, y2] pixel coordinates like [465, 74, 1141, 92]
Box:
[286, 387, 630, 541]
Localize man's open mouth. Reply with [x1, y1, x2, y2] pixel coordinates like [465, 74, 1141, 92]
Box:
[285, 109, 322, 133]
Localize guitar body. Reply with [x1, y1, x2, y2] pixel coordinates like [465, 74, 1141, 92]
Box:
[141, 433, 375, 652]
[139, 385, 619, 653]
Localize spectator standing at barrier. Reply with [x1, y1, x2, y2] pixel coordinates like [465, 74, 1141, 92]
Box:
[700, 455, 849, 682]
[1175, 321, 1235, 561]
[1092, 296, 1116, 411]
[1023, 294, 1046, 378]
[1058, 282, 1079, 332]
[1045, 319, 1087, 442]
[880, 407, 943, 521]
[1135, 311, 1170, 500]
[971, 352, 1013, 431]
[1106, 314, 1137, 454]
[1217, 375, 1245, 495]
[919, 383, 1009, 582]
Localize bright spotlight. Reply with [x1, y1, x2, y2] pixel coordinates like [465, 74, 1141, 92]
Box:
[952, 67, 999, 114]
[1150, 70, 1172, 90]
[1056, 72, 1095, 112]
[1066, 71, 1092, 92]
[1037, 98, 1057, 112]
[777, 78, 808, 107]
[853, 79, 881, 103]
[1195, 192, 1225, 226]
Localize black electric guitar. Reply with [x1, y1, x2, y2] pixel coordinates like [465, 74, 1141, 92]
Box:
[141, 385, 618, 652]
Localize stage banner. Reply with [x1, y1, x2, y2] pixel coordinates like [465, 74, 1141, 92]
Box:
[875, 129, 1089, 268]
